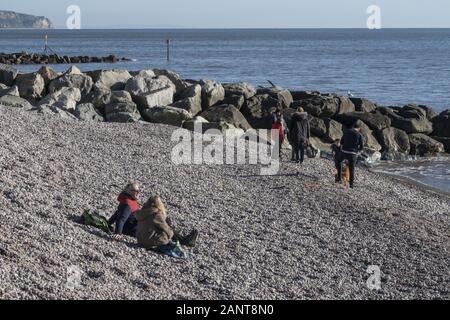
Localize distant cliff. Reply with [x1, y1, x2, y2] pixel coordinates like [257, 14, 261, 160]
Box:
[0, 10, 52, 29]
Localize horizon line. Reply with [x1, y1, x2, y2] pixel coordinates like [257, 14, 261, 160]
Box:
[4, 27, 450, 30]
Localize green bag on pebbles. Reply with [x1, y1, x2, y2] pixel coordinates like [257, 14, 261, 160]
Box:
[81, 209, 111, 234]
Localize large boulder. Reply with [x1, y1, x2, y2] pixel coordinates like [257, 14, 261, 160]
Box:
[417, 105, 438, 121]
[409, 134, 444, 156]
[15, 73, 45, 101]
[130, 70, 155, 78]
[0, 95, 33, 110]
[257, 87, 293, 109]
[375, 127, 410, 154]
[294, 94, 355, 118]
[64, 66, 83, 76]
[297, 95, 340, 118]
[323, 119, 343, 143]
[104, 91, 141, 123]
[358, 149, 382, 166]
[0, 84, 19, 97]
[200, 105, 252, 131]
[201, 80, 225, 109]
[125, 75, 174, 109]
[335, 111, 391, 131]
[88, 69, 132, 91]
[80, 83, 112, 109]
[432, 109, 450, 138]
[37, 87, 82, 112]
[432, 137, 450, 153]
[223, 82, 256, 100]
[141, 106, 192, 127]
[395, 104, 437, 121]
[377, 106, 433, 134]
[241, 94, 281, 129]
[183, 116, 239, 134]
[309, 116, 327, 138]
[171, 84, 202, 115]
[49, 73, 93, 96]
[305, 116, 342, 145]
[337, 96, 356, 114]
[37, 66, 59, 87]
[350, 98, 377, 113]
[221, 94, 245, 110]
[309, 137, 331, 152]
[0, 63, 18, 86]
[74, 103, 104, 122]
[182, 116, 209, 132]
[290, 91, 320, 101]
[355, 120, 382, 152]
[153, 69, 188, 94]
[33, 105, 78, 121]
[109, 90, 135, 104]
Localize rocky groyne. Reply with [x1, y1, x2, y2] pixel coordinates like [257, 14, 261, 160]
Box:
[0, 52, 131, 65]
[0, 63, 449, 162]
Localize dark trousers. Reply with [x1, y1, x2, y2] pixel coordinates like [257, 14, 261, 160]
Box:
[337, 152, 357, 187]
[292, 143, 305, 163]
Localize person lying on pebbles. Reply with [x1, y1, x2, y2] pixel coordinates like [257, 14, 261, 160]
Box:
[135, 196, 199, 255]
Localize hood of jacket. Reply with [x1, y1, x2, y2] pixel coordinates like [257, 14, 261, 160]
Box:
[135, 206, 166, 222]
[292, 112, 308, 121]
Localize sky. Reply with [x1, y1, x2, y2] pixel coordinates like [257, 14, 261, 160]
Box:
[0, 0, 449, 29]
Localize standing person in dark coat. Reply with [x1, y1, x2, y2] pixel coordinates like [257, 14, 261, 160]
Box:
[336, 121, 364, 188]
[288, 107, 311, 164]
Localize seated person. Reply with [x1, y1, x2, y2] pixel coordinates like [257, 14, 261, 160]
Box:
[108, 182, 141, 237]
[135, 196, 198, 251]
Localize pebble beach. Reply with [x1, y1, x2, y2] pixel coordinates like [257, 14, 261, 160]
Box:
[0, 106, 449, 300]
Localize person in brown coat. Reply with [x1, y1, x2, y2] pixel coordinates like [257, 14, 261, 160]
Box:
[135, 196, 199, 251]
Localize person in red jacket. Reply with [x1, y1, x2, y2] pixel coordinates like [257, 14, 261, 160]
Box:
[272, 113, 286, 158]
[108, 182, 141, 237]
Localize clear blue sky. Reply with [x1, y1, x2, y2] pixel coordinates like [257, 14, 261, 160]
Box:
[1, 0, 448, 28]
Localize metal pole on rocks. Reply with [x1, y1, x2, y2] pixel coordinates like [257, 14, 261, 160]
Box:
[44, 34, 49, 52]
[166, 39, 171, 62]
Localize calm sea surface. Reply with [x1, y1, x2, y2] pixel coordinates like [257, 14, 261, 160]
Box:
[1, 28, 450, 111]
[1, 28, 449, 194]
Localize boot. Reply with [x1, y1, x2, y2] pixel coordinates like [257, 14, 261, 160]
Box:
[181, 229, 199, 248]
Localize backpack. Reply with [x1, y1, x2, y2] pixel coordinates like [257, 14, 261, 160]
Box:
[81, 209, 111, 234]
[306, 145, 319, 158]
